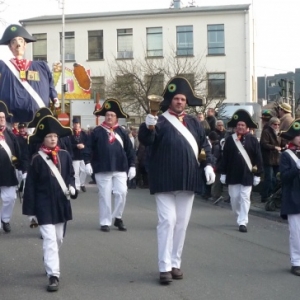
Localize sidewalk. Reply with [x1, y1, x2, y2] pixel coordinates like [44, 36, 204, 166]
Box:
[196, 186, 285, 223]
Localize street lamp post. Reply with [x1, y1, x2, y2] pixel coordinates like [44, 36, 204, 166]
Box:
[60, 0, 65, 113]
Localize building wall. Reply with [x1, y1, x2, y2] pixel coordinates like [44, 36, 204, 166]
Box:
[21, 5, 254, 105]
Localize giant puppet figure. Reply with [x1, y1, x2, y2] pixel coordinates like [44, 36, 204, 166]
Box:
[0, 24, 59, 123]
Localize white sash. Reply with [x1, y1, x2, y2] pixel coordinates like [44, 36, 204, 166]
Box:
[232, 133, 252, 172]
[100, 125, 124, 148]
[162, 111, 199, 164]
[0, 140, 13, 162]
[3, 59, 45, 108]
[38, 151, 70, 200]
[286, 149, 300, 164]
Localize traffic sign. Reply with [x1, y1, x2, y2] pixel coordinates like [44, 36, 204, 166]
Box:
[57, 112, 70, 126]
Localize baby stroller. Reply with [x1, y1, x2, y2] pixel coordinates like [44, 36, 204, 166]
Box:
[265, 172, 281, 212]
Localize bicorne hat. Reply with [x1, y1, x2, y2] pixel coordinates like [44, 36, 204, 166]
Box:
[93, 98, 129, 119]
[28, 115, 72, 144]
[160, 76, 203, 112]
[72, 117, 80, 123]
[279, 119, 300, 140]
[0, 101, 13, 118]
[0, 24, 36, 45]
[27, 107, 53, 128]
[227, 109, 258, 129]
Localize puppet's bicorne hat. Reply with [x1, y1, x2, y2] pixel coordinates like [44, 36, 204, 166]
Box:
[0, 101, 13, 118]
[227, 109, 258, 129]
[0, 24, 37, 45]
[28, 115, 72, 144]
[279, 119, 300, 140]
[93, 98, 129, 118]
[160, 76, 203, 112]
[27, 107, 53, 128]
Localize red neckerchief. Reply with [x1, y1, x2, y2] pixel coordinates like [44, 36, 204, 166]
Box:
[12, 127, 19, 136]
[287, 142, 300, 151]
[73, 128, 81, 136]
[10, 58, 31, 71]
[0, 126, 6, 141]
[168, 109, 187, 126]
[237, 131, 249, 141]
[101, 121, 119, 144]
[40, 144, 60, 165]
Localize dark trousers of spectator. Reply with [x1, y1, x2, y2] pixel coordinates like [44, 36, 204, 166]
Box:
[211, 173, 223, 199]
[261, 165, 279, 199]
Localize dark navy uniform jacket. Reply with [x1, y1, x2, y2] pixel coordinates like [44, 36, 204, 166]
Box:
[83, 126, 135, 173]
[138, 114, 212, 195]
[22, 150, 75, 225]
[280, 150, 300, 220]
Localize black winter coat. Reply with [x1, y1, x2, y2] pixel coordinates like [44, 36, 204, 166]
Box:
[70, 130, 88, 161]
[280, 150, 300, 219]
[0, 129, 22, 186]
[22, 150, 76, 225]
[220, 133, 263, 186]
[138, 114, 212, 194]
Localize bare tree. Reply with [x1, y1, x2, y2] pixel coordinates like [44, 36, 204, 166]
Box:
[106, 51, 226, 122]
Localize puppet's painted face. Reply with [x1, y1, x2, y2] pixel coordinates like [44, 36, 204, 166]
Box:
[9, 36, 26, 58]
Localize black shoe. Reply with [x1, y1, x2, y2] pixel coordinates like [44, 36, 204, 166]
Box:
[114, 218, 127, 231]
[100, 225, 110, 232]
[291, 266, 300, 276]
[80, 185, 86, 192]
[159, 272, 172, 284]
[239, 225, 247, 233]
[1, 220, 11, 233]
[47, 276, 59, 292]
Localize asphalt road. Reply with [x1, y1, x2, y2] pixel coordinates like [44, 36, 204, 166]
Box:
[0, 185, 298, 300]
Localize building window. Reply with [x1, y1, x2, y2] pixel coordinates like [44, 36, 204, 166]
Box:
[117, 29, 133, 59]
[60, 31, 75, 61]
[146, 27, 163, 57]
[176, 25, 193, 56]
[207, 24, 225, 55]
[207, 73, 225, 98]
[145, 74, 164, 95]
[32, 33, 47, 61]
[88, 30, 103, 60]
[90, 76, 105, 100]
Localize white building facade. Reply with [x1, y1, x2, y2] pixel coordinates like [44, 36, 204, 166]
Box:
[20, 4, 256, 114]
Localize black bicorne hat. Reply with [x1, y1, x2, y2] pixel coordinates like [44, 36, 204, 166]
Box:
[227, 109, 258, 129]
[93, 98, 129, 119]
[160, 76, 203, 112]
[279, 119, 300, 140]
[18, 122, 27, 128]
[72, 117, 80, 123]
[0, 24, 36, 45]
[0, 100, 13, 118]
[28, 115, 72, 144]
[27, 107, 53, 128]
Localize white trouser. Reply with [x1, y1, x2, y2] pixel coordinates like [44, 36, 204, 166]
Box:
[0, 186, 16, 226]
[40, 223, 64, 278]
[95, 172, 128, 226]
[288, 214, 300, 267]
[72, 160, 87, 190]
[155, 191, 194, 272]
[228, 184, 252, 226]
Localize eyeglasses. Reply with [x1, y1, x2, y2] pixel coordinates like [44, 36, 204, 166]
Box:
[272, 124, 280, 126]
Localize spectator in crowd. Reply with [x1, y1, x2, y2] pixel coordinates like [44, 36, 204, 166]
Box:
[278, 103, 294, 132]
[260, 109, 275, 129]
[279, 119, 300, 276]
[214, 120, 226, 140]
[197, 112, 211, 136]
[206, 108, 217, 132]
[260, 117, 282, 203]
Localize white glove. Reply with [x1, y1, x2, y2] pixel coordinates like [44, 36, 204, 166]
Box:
[145, 114, 158, 128]
[296, 159, 300, 169]
[53, 98, 60, 108]
[128, 167, 136, 181]
[204, 165, 215, 185]
[253, 176, 260, 186]
[22, 172, 27, 180]
[69, 185, 76, 196]
[220, 174, 226, 185]
[85, 163, 93, 175]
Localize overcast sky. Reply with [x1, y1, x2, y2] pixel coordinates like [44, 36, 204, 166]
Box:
[0, 0, 299, 77]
